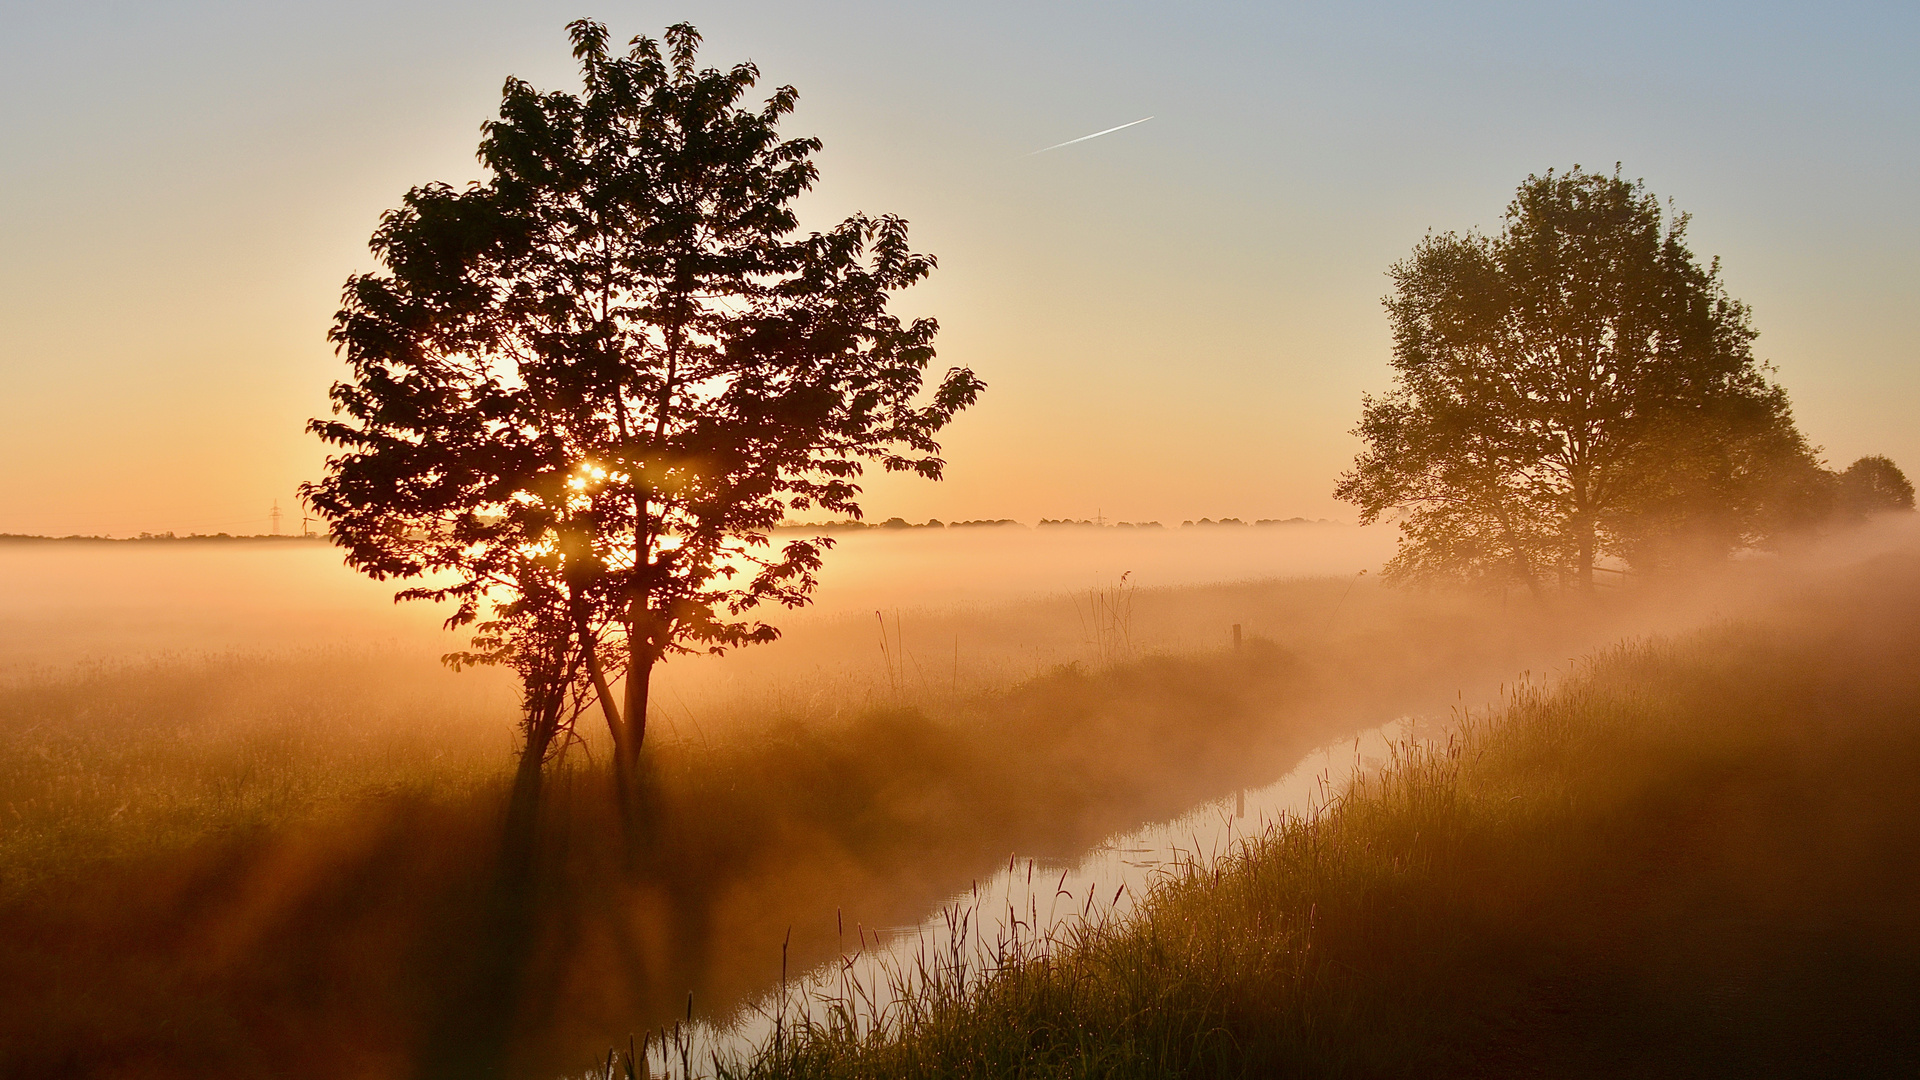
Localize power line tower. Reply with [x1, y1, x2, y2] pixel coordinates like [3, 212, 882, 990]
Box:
[270, 499, 283, 536]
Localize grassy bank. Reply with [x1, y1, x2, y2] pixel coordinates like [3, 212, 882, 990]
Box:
[714, 557, 1920, 1079]
[7, 555, 1898, 1079]
[0, 573, 1708, 1080]
[0, 638, 1360, 1080]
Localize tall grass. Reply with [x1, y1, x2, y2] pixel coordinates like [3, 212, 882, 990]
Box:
[0, 565, 1874, 1079]
[0, 649, 515, 896]
[0, 594, 1388, 1080]
[1074, 572, 1137, 668]
[655, 558, 1920, 1078]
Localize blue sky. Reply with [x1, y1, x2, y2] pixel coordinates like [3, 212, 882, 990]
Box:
[2, 1, 1914, 533]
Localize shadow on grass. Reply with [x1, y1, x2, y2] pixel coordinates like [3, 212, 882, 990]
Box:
[0, 568, 1816, 1079]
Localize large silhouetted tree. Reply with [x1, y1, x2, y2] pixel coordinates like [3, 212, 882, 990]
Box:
[304, 21, 982, 809]
[1336, 166, 1821, 591]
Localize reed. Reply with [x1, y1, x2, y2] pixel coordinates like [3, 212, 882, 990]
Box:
[8, 562, 1899, 1078]
[660, 563, 1920, 1078]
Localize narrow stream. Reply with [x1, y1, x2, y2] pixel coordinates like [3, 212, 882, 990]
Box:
[606, 718, 1424, 1078]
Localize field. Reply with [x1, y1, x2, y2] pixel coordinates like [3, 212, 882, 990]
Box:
[2, 524, 1914, 1078]
[714, 548, 1920, 1079]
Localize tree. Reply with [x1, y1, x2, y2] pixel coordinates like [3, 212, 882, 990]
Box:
[1599, 385, 1834, 572]
[1336, 166, 1819, 590]
[303, 21, 983, 809]
[1837, 455, 1916, 515]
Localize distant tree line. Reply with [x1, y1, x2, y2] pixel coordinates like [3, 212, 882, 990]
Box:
[772, 517, 1012, 531]
[1338, 166, 1912, 593]
[0, 533, 330, 544]
[766, 517, 1331, 531]
[1177, 517, 1331, 528]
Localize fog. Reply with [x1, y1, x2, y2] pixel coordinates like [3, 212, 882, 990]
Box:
[0, 521, 1395, 700]
[0, 540, 447, 674]
[7, 518, 1919, 1078]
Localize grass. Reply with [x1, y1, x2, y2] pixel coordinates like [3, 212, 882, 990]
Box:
[0, 562, 1888, 1079]
[2, 633, 1366, 1080]
[0, 649, 514, 897]
[672, 555, 1920, 1079]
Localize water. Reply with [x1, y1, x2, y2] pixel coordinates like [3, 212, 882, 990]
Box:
[633, 718, 1422, 1077]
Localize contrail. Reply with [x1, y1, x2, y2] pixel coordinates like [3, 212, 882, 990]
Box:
[1029, 116, 1154, 155]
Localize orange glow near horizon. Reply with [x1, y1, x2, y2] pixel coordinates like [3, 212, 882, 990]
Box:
[2, 4, 1916, 537]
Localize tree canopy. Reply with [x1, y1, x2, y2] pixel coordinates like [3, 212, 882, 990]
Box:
[1837, 455, 1916, 516]
[303, 21, 983, 802]
[1336, 166, 1825, 591]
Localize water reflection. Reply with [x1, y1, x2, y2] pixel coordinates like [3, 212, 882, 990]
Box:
[635, 719, 1421, 1077]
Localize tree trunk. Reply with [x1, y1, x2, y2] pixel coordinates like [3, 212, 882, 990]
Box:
[1513, 552, 1545, 601]
[1575, 514, 1596, 592]
[621, 634, 655, 778]
[506, 688, 562, 841]
[1495, 505, 1545, 601]
[1569, 468, 1597, 592]
[579, 625, 630, 806]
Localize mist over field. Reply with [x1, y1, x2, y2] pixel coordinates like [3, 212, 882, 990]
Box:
[6, 3, 1920, 1077]
[7, 518, 1919, 1078]
[0, 521, 1391, 689]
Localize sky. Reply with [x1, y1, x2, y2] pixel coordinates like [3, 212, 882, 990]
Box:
[1, 1, 1915, 536]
